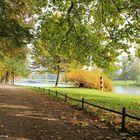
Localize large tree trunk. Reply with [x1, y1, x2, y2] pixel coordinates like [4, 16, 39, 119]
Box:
[55, 70, 60, 87]
[5, 71, 10, 84]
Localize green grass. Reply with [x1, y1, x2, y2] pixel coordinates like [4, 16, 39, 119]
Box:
[113, 80, 137, 86]
[28, 86, 140, 131]
[41, 87, 140, 117]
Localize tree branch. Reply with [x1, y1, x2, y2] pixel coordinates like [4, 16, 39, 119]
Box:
[67, 1, 74, 14]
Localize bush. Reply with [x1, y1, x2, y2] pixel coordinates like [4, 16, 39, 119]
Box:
[65, 69, 113, 91]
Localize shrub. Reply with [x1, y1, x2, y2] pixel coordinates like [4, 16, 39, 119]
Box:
[65, 69, 113, 91]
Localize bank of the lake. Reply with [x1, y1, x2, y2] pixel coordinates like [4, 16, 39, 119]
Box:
[39, 87, 140, 117]
[113, 80, 137, 86]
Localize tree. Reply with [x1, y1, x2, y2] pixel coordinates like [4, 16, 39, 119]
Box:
[0, 0, 34, 59]
[0, 1, 35, 84]
[114, 56, 138, 82]
[0, 54, 30, 85]
[136, 58, 140, 85]
[34, 0, 140, 65]
[32, 1, 140, 86]
[120, 56, 129, 83]
[0, 46, 30, 85]
[32, 39, 74, 87]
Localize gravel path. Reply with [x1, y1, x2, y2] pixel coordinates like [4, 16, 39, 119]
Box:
[0, 85, 133, 140]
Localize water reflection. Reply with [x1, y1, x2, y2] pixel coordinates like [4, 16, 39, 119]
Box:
[114, 86, 140, 95]
[15, 80, 73, 88]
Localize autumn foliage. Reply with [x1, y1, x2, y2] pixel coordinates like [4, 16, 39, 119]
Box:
[65, 69, 113, 91]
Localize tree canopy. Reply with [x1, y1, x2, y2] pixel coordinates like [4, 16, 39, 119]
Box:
[0, 0, 34, 83]
[0, 0, 34, 55]
[1, 1, 140, 85]
[34, 0, 140, 67]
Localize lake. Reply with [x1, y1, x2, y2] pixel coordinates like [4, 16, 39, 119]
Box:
[114, 86, 140, 95]
[15, 80, 140, 95]
[15, 80, 73, 88]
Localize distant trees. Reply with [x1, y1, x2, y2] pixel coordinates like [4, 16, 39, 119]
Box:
[136, 59, 140, 85]
[112, 56, 140, 82]
[120, 57, 130, 82]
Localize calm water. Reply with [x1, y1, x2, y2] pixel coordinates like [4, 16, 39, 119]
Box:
[15, 81, 73, 88]
[114, 86, 140, 95]
[15, 80, 140, 95]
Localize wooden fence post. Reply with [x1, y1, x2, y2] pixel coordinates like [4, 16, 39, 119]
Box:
[65, 94, 67, 102]
[100, 76, 104, 91]
[121, 107, 126, 131]
[82, 98, 84, 110]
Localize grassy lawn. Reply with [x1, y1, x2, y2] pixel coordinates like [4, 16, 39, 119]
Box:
[113, 80, 137, 86]
[41, 87, 140, 118]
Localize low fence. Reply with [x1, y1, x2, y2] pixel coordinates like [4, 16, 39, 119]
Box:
[35, 87, 140, 132]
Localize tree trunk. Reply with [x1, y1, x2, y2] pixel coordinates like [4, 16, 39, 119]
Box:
[1, 74, 3, 83]
[11, 69, 15, 85]
[55, 70, 60, 87]
[125, 72, 127, 83]
[1, 74, 5, 83]
[12, 73, 14, 85]
[5, 71, 10, 84]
